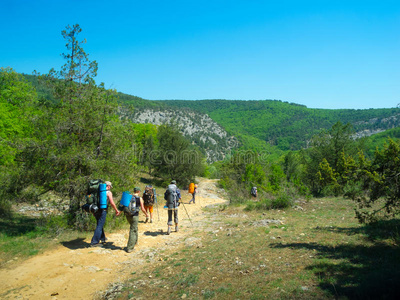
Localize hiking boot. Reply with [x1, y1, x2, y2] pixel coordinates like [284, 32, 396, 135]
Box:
[150, 219, 153, 223]
[167, 227, 171, 235]
[175, 225, 179, 232]
[101, 238, 108, 244]
[126, 248, 134, 253]
[145, 217, 149, 223]
[90, 243, 103, 248]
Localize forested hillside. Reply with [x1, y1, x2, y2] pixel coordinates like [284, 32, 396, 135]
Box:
[158, 100, 400, 151]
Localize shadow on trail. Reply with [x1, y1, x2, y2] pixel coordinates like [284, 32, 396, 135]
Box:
[143, 231, 166, 237]
[61, 238, 88, 250]
[271, 220, 400, 299]
[61, 238, 124, 251]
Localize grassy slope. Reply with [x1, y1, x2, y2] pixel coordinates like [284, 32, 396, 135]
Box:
[114, 198, 400, 300]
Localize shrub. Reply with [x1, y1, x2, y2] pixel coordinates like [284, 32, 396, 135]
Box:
[271, 193, 292, 209]
[0, 198, 12, 219]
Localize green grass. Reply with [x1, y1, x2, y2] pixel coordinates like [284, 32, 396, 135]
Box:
[113, 197, 400, 300]
[0, 213, 94, 266]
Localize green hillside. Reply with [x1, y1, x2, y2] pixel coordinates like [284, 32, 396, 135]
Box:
[157, 100, 400, 151]
[363, 126, 400, 157]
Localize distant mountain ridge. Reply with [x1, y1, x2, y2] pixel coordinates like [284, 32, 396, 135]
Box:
[157, 99, 400, 151]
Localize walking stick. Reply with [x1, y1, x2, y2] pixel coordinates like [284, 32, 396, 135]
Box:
[154, 188, 160, 221]
[180, 201, 193, 227]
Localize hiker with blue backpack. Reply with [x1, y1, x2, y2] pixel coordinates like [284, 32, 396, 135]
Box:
[90, 181, 121, 247]
[164, 180, 181, 235]
[121, 187, 148, 253]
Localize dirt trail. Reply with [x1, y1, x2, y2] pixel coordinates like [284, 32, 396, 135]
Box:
[0, 179, 227, 300]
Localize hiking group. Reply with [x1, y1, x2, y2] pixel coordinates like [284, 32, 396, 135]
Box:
[84, 179, 189, 253]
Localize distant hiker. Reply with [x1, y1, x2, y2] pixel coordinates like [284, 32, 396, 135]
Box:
[142, 185, 155, 223]
[164, 180, 181, 235]
[123, 187, 148, 253]
[90, 181, 121, 247]
[251, 186, 258, 199]
[188, 183, 197, 204]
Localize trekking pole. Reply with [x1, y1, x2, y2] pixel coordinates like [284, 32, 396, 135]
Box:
[180, 201, 193, 227]
[154, 188, 160, 221]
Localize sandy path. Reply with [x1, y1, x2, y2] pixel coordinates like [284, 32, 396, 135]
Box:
[0, 179, 227, 300]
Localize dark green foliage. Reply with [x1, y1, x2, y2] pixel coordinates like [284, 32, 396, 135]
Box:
[0, 68, 38, 165]
[219, 150, 301, 207]
[353, 139, 400, 223]
[300, 122, 363, 196]
[150, 124, 206, 186]
[0, 68, 40, 217]
[363, 126, 400, 158]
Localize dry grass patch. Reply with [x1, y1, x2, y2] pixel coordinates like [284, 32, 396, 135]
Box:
[107, 197, 400, 300]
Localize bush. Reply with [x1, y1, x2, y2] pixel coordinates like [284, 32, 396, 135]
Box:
[204, 165, 220, 179]
[245, 192, 293, 211]
[0, 198, 12, 219]
[271, 193, 292, 209]
[40, 213, 70, 236]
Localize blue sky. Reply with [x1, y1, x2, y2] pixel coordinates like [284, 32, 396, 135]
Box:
[1, 0, 399, 109]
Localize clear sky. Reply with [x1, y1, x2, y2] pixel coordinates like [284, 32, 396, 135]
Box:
[1, 0, 399, 109]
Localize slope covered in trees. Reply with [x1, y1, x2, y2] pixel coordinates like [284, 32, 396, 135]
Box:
[158, 100, 400, 151]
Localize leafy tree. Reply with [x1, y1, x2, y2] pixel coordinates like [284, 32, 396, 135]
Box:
[354, 139, 400, 223]
[151, 124, 205, 186]
[0, 68, 39, 217]
[316, 158, 339, 195]
[303, 121, 359, 196]
[0, 68, 38, 165]
[14, 24, 138, 226]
